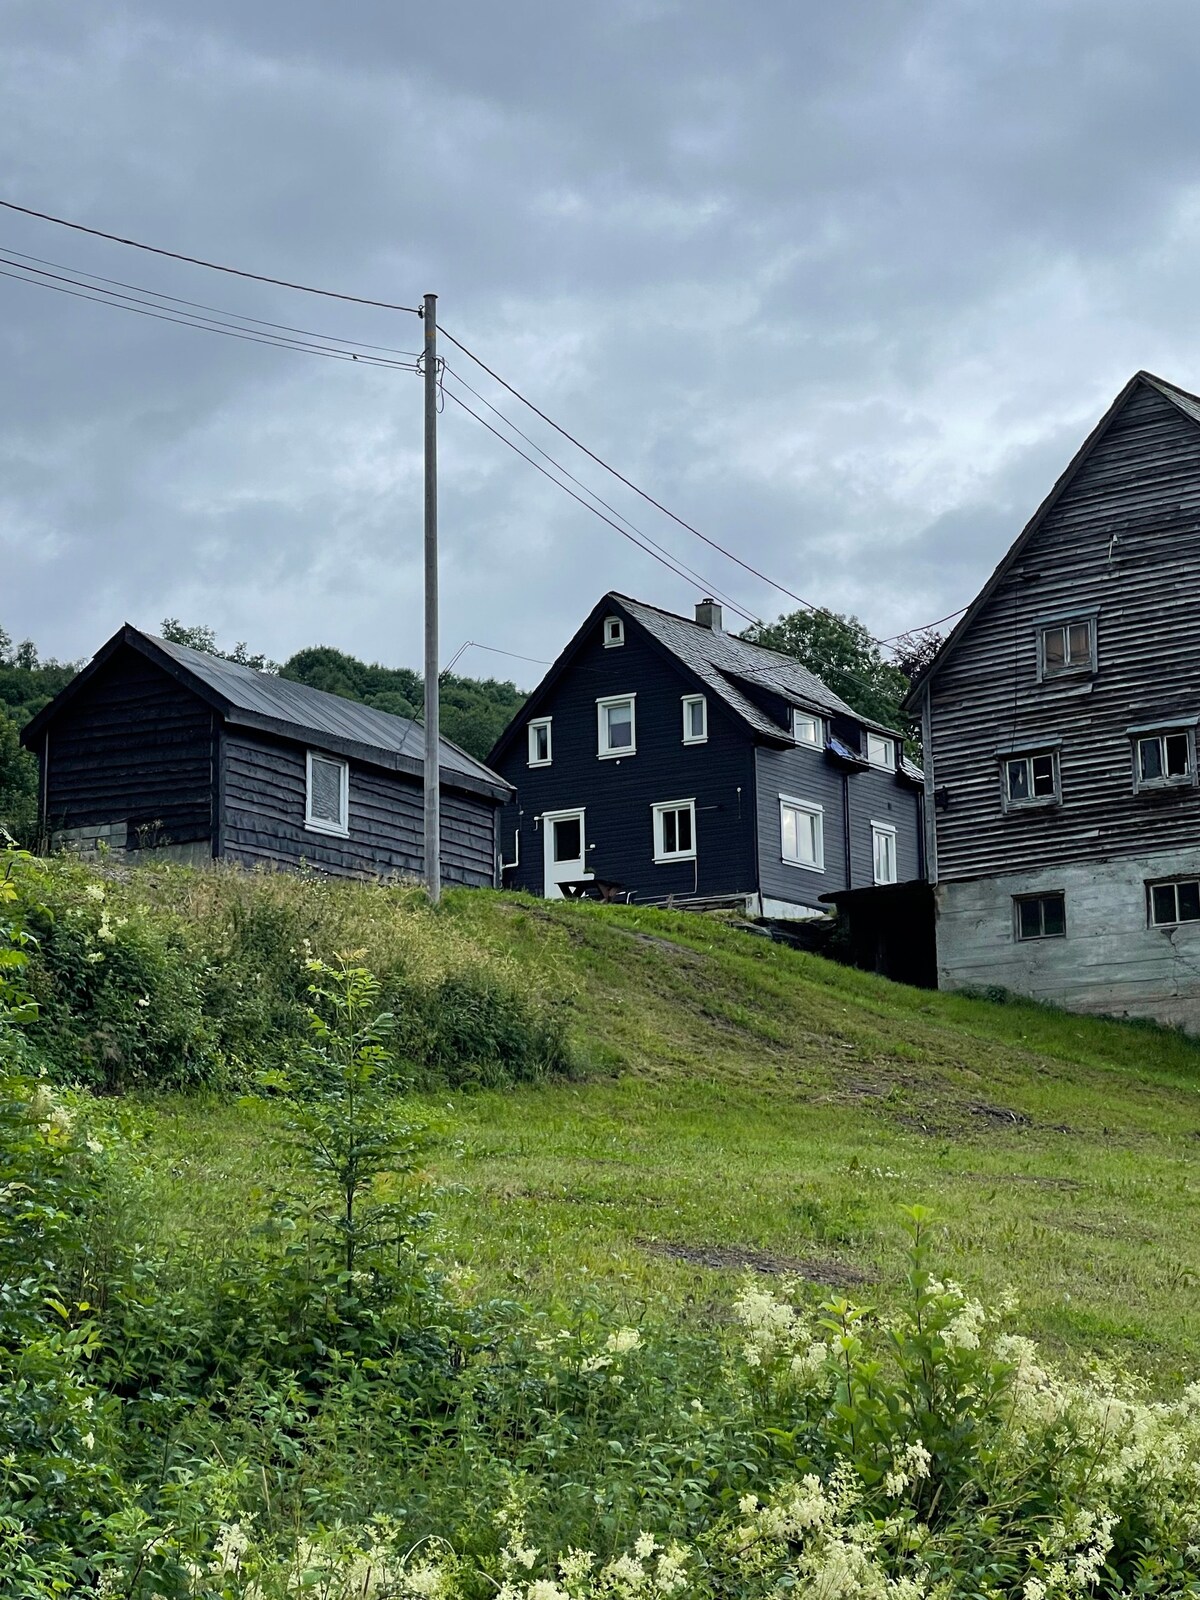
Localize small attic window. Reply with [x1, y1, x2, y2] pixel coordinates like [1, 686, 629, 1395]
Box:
[604, 616, 625, 648]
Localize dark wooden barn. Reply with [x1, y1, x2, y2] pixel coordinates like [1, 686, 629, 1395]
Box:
[21, 624, 511, 885]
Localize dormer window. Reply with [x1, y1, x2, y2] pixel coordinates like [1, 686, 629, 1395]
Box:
[1037, 614, 1096, 680]
[792, 711, 823, 747]
[865, 732, 894, 770]
[528, 718, 552, 767]
[603, 616, 625, 648]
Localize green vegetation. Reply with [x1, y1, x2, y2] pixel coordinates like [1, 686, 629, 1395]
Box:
[6, 852, 1200, 1594]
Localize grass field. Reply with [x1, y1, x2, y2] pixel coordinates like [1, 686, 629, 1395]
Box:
[142, 889, 1200, 1383]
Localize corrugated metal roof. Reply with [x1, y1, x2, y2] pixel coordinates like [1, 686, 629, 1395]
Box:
[612, 593, 897, 737]
[145, 630, 508, 795]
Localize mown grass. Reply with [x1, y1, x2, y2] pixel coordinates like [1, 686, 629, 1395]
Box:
[128, 882, 1200, 1384]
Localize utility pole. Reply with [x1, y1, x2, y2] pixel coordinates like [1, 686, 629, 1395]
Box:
[422, 292, 441, 904]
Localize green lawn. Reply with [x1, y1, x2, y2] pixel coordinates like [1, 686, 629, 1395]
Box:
[146, 892, 1200, 1380]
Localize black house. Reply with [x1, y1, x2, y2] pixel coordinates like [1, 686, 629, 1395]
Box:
[487, 593, 924, 915]
[22, 625, 511, 885]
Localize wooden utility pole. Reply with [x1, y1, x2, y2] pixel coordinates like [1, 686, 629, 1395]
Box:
[422, 292, 440, 904]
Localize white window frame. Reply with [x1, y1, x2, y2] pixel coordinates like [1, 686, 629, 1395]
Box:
[597, 694, 637, 758]
[1001, 749, 1060, 811]
[1148, 878, 1200, 928]
[779, 793, 824, 872]
[1036, 612, 1097, 682]
[527, 717, 552, 767]
[603, 615, 625, 648]
[792, 710, 823, 747]
[871, 821, 898, 885]
[682, 695, 708, 744]
[865, 732, 894, 770]
[1131, 725, 1196, 793]
[305, 750, 349, 838]
[652, 798, 696, 863]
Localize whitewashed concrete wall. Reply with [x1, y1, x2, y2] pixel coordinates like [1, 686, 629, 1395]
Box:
[936, 846, 1200, 1030]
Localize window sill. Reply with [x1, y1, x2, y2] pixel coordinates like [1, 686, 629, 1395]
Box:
[527, 759, 552, 769]
[781, 857, 824, 873]
[305, 821, 350, 839]
[598, 748, 636, 760]
[654, 852, 697, 865]
[682, 735, 708, 747]
[1003, 797, 1060, 812]
[1135, 780, 1195, 795]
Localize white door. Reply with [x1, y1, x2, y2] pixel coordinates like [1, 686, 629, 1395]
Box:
[543, 809, 589, 898]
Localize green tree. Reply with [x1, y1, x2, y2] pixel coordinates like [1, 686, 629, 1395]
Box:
[0, 715, 37, 844]
[159, 618, 278, 674]
[741, 608, 912, 731]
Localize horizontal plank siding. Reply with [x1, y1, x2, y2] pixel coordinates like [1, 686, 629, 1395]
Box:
[221, 732, 496, 886]
[928, 382, 1200, 882]
[44, 647, 213, 844]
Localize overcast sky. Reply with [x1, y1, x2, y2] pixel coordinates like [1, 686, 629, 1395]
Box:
[4, 1, 1200, 686]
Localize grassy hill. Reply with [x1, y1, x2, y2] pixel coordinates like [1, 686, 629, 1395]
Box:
[58, 865, 1200, 1376]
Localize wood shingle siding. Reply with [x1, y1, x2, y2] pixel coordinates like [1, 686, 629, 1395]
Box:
[922, 381, 1200, 882]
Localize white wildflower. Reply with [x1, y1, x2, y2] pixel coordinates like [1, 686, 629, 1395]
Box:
[84, 883, 105, 902]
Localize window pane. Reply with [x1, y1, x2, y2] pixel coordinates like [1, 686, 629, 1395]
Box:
[677, 807, 693, 852]
[1043, 627, 1066, 669]
[1179, 882, 1200, 921]
[553, 817, 581, 863]
[1031, 755, 1056, 797]
[687, 700, 705, 738]
[1041, 894, 1066, 938]
[1167, 734, 1191, 777]
[605, 702, 633, 748]
[1007, 759, 1030, 800]
[1139, 738, 1163, 781]
[310, 758, 343, 823]
[1017, 899, 1041, 939]
[1151, 883, 1177, 925]
[1067, 622, 1091, 664]
[781, 807, 797, 860]
[662, 811, 678, 853]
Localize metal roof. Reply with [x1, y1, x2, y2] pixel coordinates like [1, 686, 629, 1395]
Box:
[24, 625, 511, 802]
[612, 593, 903, 741]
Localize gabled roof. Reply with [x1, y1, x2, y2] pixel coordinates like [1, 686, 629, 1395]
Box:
[22, 625, 512, 802]
[902, 370, 1200, 712]
[488, 591, 916, 768]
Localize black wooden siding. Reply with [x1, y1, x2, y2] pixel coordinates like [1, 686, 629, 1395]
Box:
[43, 647, 214, 845]
[926, 381, 1200, 881]
[755, 747, 921, 909]
[221, 731, 497, 886]
[494, 616, 759, 900]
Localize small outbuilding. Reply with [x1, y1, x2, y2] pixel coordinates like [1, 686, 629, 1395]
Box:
[21, 624, 511, 885]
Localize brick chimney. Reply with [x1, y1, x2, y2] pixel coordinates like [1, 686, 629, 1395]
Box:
[695, 598, 723, 631]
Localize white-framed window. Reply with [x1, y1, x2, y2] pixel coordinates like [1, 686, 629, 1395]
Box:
[792, 710, 823, 747]
[1038, 615, 1096, 680]
[780, 794, 824, 871]
[603, 615, 625, 648]
[527, 718, 552, 767]
[1002, 750, 1059, 808]
[682, 695, 707, 744]
[652, 798, 696, 862]
[597, 694, 636, 757]
[1014, 892, 1066, 941]
[865, 732, 894, 769]
[871, 821, 897, 885]
[1133, 728, 1195, 791]
[1148, 878, 1200, 927]
[305, 750, 349, 837]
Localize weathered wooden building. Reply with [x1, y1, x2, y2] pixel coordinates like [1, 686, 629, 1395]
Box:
[904, 370, 1200, 1028]
[488, 592, 924, 914]
[22, 624, 511, 884]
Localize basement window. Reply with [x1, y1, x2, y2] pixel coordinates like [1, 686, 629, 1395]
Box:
[1133, 728, 1195, 792]
[305, 751, 349, 837]
[1148, 879, 1200, 927]
[652, 799, 696, 862]
[1014, 892, 1065, 941]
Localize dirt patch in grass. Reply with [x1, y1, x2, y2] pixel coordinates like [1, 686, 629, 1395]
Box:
[638, 1237, 869, 1287]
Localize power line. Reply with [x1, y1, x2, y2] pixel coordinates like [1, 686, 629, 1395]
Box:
[444, 362, 752, 622]
[876, 605, 967, 644]
[442, 383, 760, 626]
[0, 197, 421, 315]
[0, 257, 419, 371]
[1, 244, 421, 358]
